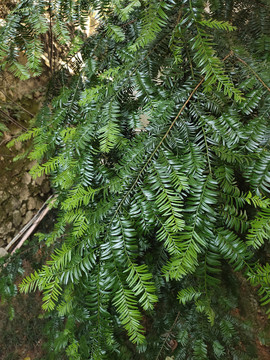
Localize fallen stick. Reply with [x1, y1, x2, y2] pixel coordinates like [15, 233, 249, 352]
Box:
[11, 205, 50, 254]
[5, 194, 55, 252]
[0, 109, 28, 131]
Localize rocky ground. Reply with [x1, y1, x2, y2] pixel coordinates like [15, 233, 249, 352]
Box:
[0, 154, 51, 248]
[0, 70, 50, 249]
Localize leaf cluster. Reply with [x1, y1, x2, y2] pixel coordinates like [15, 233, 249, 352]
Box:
[2, 0, 270, 359]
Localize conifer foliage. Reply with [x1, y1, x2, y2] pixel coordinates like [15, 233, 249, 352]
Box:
[1, 0, 270, 358]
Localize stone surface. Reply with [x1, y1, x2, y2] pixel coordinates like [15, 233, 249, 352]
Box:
[0, 176, 9, 187]
[0, 71, 50, 248]
[8, 184, 20, 195]
[41, 181, 50, 194]
[22, 210, 34, 226]
[12, 161, 25, 176]
[13, 210, 22, 227]
[0, 206, 5, 222]
[19, 186, 30, 202]
[22, 172, 32, 185]
[2, 133, 11, 142]
[14, 141, 22, 151]
[27, 197, 36, 210]
[25, 160, 37, 171]
[0, 190, 9, 204]
[5, 197, 20, 214]
[10, 177, 20, 186]
[34, 174, 46, 186]
[0, 92, 6, 102]
[6, 222, 12, 231]
[36, 199, 43, 210]
[21, 203, 27, 216]
[0, 247, 8, 257]
[10, 128, 21, 136]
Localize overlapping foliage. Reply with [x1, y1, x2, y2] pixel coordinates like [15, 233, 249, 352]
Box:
[1, 0, 270, 359]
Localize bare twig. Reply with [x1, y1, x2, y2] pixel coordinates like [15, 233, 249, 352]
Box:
[11, 205, 51, 254]
[111, 76, 205, 224]
[5, 195, 55, 252]
[155, 312, 181, 360]
[0, 89, 35, 117]
[235, 55, 270, 92]
[0, 109, 28, 131]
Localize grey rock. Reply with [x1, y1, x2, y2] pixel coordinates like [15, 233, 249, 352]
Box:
[22, 210, 33, 226]
[0, 225, 6, 236]
[10, 177, 20, 186]
[7, 236, 12, 243]
[2, 222, 13, 232]
[19, 186, 30, 202]
[22, 172, 32, 185]
[7, 90, 13, 98]
[7, 222, 12, 231]
[10, 128, 21, 136]
[21, 203, 27, 216]
[11, 197, 21, 209]
[36, 199, 43, 210]
[14, 141, 22, 151]
[3, 133, 11, 142]
[0, 248, 8, 258]
[0, 190, 9, 204]
[8, 184, 20, 195]
[27, 197, 36, 210]
[0, 176, 9, 188]
[12, 161, 24, 176]
[34, 174, 46, 186]
[0, 206, 5, 223]
[0, 92, 6, 102]
[5, 197, 20, 214]
[41, 181, 50, 194]
[13, 210, 22, 227]
[25, 160, 37, 171]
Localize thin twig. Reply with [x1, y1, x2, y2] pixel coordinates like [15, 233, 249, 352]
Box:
[0, 109, 28, 131]
[112, 51, 233, 220]
[235, 55, 270, 92]
[0, 89, 35, 117]
[155, 311, 181, 360]
[202, 124, 212, 175]
[49, 0, 53, 74]
[154, 51, 234, 359]
[112, 77, 205, 222]
[11, 206, 51, 254]
[223, 50, 234, 62]
[5, 195, 55, 251]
